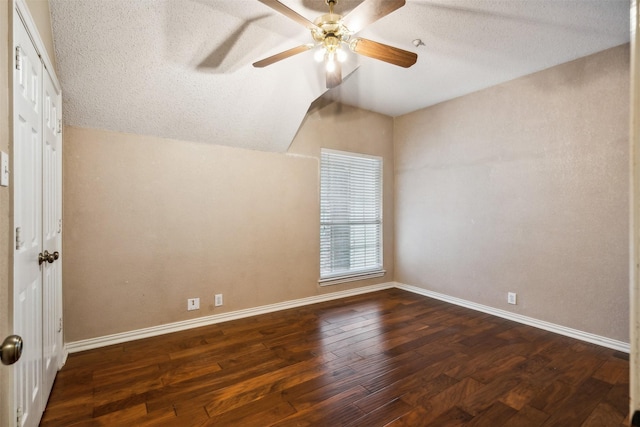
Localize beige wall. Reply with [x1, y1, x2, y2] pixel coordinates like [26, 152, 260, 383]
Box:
[62, 104, 394, 342]
[1, 1, 12, 426]
[395, 45, 630, 342]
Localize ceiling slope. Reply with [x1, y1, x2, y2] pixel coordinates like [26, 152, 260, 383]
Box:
[50, 0, 630, 153]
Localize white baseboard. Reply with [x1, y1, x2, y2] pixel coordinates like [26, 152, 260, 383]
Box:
[64, 282, 395, 354]
[395, 282, 630, 353]
[64, 281, 630, 354]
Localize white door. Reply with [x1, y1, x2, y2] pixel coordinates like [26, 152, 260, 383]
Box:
[41, 67, 62, 401]
[13, 10, 44, 427]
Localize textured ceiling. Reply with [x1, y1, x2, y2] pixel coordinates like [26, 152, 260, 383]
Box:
[50, 0, 630, 152]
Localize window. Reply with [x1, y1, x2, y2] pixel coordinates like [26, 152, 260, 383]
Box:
[319, 149, 384, 285]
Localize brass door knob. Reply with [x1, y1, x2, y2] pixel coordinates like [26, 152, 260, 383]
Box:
[38, 250, 56, 265]
[1, 335, 23, 366]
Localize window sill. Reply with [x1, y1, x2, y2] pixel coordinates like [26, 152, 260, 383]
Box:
[318, 269, 386, 287]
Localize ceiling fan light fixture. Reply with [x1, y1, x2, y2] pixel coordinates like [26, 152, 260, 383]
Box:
[321, 33, 344, 72]
[324, 34, 340, 50]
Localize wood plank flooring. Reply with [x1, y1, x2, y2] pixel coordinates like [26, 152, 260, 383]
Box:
[40, 289, 630, 426]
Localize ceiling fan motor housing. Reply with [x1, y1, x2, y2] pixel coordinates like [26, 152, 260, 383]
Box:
[312, 13, 351, 60]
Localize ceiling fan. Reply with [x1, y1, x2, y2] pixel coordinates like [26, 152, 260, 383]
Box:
[253, 0, 418, 89]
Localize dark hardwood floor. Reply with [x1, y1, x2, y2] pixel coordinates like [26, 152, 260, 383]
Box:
[41, 289, 630, 426]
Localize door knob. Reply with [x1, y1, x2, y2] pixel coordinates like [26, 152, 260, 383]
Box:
[1, 335, 23, 365]
[38, 250, 56, 265]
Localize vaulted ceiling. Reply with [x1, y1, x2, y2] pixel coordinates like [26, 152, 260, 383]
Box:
[50, 0, 630, 152]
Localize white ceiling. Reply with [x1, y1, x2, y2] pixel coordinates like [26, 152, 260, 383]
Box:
[50, 0, 630, 153]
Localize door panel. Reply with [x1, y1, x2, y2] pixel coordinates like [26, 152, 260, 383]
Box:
[13, 11, 43, 427]
[42, 68, 61, 398]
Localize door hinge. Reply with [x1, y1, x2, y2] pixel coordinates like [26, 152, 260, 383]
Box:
[57, 119, 62, 134]
[58, 219, 62, 234]
[16, 406, 23, 425]
[15, 46, 21, 71]
[15, 227, 22, 250]
[58, 318, 63, 333]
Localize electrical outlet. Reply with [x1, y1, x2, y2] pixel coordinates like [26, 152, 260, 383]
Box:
[507, 292, 517, 305]
[214, 294, 223, 307]
[187, 298, 200, 311]
[0, 151, 9, 187]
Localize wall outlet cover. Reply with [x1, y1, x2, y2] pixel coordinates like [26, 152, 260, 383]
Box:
[1, 151, 9, 187]
[214, 294, 223, 307]
[507, 292, 517, 305]
[188, 298, 200, 311]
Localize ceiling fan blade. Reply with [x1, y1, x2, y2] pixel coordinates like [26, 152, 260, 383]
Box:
[342, 0, 406, 34]
[350, 38, 417, 68]
[257, 0, 318, 31]
[326, 60, 342, 89]
[253, 44, 313, 68]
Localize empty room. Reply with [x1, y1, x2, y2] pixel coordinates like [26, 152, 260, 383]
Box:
[1, 0, 639, 426]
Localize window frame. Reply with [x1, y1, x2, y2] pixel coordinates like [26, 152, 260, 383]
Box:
[318, 149, 385, 286]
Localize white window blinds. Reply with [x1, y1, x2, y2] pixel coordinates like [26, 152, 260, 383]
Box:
[320, 149, 383, 280]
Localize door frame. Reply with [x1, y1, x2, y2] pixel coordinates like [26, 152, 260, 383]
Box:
[631, 0, 639, 423]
